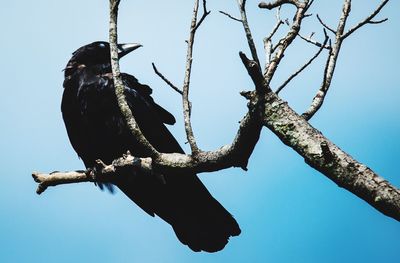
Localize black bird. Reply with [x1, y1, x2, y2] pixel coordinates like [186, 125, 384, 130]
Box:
[61, 41, 240, 252]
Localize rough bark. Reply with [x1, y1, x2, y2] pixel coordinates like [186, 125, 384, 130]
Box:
[262, 91, 400, 221]
[109, 0, 159, 157]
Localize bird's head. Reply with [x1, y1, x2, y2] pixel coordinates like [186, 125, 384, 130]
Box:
[64, 41, 142, 76]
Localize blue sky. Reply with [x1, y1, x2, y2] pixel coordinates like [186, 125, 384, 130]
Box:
[0, 1, 399, 262]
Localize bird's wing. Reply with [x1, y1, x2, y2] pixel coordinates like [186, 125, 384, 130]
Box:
[121, 73, 176, 125]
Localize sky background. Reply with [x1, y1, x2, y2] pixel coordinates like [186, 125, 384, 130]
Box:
[1, 0, 399, 262]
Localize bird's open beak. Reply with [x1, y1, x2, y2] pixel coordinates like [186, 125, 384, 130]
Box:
[117, 43, 142, 58]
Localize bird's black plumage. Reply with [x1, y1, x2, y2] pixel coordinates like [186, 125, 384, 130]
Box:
[61, 41, 240, 252]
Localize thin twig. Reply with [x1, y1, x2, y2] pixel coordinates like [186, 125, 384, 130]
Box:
[368, 18, 388, 24]
[264, 7, 284, 74]
[298, 31, 331, 49]
[109, 0, 159, 157]
[238, 0, 261, 67]
[306, 0, 315, 10]
[193, 0, 211, 32]
[302, 0, 390, 120]
[263, 0, 310, 86]
[152, 63, 183, 95]
[316, 14, 336, 34]
[182, 0, 204, 154]
[342, 0, 390, 40]
[277, 3, 331, 50]
[267, 7, 283, 41]
[276, 29, 329, 94]
[219, 10, 242, 22]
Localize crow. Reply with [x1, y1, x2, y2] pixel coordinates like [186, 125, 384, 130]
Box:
[61, 41, 240, 252]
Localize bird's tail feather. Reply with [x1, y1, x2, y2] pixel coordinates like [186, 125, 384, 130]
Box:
[115, 172, 240, 252]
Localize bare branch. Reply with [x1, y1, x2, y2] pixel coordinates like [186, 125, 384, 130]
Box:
[264, 7, 284, 73]
[182, 0, 206, 154]
[268, 7, 283, 41]
[316, 14, 336, 34]
[263, 39, 272, 73]
[342, 0, 390, 40]
[219, 10, 242, 22]
[33, 171, 93, 194]
[152, 63, 183, 95]
[302, 0, 351, 120]
[237, 0, 261, 67]
[302, 0, 390, 120]
[242, 54, 400, 222]
[193, 0, 211, 32]
[264, 90, 400, 222]
[259, 0, 300, 9]
[306, 0, 315, 9]
[32, 154, 153, 194]
[276, 29, 329, 94]
[109, 0, 159, 157]
[368, 18, 388, 24]
[239, 52, 270, 95]
[263, 0, 310, 86]
[297, 32, 331, 49]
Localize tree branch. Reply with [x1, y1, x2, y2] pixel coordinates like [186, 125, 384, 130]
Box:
[368, 18, 388, 24]
[182, 0, 206, 155]
[219, 10, 242, 23]
[342, 0, 390, 40]
[33, 171, 94, 195]
[152, 62, 183, 95]
[193, 0, 211, 32]
[302, 0, 351, 120]
[237, 0, 261, 67]
[262, 0, 310, 86]
[247, 55, 400, 222]
[303, 0, 390, 119]
[297, 32, 331, 49]
[259, 0, 300, 10]
[263, 89, 400, 222]
[109, 0, 159, 157]
[276, 29, 328, 94]
[263, 7, 284, 74]
[316, 14, 336, 34]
